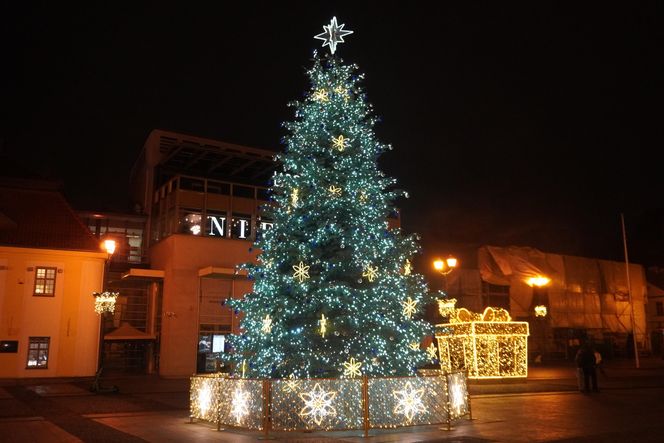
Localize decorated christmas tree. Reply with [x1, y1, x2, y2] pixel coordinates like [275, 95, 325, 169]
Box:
[226, 17, 432, 379]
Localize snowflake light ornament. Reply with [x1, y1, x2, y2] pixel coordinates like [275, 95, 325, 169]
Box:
[314, 16, 353, 55]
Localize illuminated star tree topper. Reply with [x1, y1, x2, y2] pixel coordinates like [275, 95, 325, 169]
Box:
[314, 16, 353, 54]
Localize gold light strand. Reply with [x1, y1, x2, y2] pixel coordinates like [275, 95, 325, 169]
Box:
[362, 264, 378, 282]
[291, 188, 300, 208]
[334, 85, 350, 101]
[401, 297, 418, 319]
[403, 259, 412, 276]
[312, 88, 329, 102]
[293, 261, 310, 283]
[342, 357, 362, 378]
[283, 374, 301, 393]
[331, 135, 349, 152]
[409, 342, 420, 351]
[319, 314, 328, 338]
[426, 343, 438, 360]
[328, 185, 342, 197]
[261, 314, 273, 333]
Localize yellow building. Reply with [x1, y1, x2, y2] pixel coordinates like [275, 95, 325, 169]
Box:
[0, 179, 107, 378]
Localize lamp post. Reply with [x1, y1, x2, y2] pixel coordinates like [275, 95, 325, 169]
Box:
[92, 239, 118, 377]
[433, 256, 458, 294]
[527, 276, 551, 362]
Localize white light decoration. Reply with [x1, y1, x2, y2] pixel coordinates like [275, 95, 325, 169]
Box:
[261, 314, 273, 333]
[299, 383, 338, 426]
[392, 381, 426, 423]
[93, 291, 119, 314]
[401, 297, 418, 319]
[362, 264, 378, 282]
[449, 383, 465, 416]
[198, 384, 212, 416]
[314, 16, 353, 55]
[342, 357, 362, 378]
[292, 261, 311, 283]
[230, 387, 250, 423]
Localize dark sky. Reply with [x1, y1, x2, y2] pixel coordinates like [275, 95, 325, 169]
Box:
[2, 2, 662, 268]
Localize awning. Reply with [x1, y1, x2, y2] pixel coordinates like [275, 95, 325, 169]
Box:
[121, 268, 164, 280]
[198, 266, 248, 279]
[104, 323, 156, 341]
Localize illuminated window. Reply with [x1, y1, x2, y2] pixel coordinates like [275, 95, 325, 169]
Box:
[33, 267, 57, 296]
[657, 302, 664, 317]
[26, 337, 50, 368]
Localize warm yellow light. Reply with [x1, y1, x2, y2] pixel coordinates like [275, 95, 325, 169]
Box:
[527, 276, 551, 287]
[103, 239, 116, 255]
[534, 305, 548, 317]
[93, 291, 119, 314]
[433, 256, 458, 275]
[436, 306, 529, 379]
[437, 298, 457, 318]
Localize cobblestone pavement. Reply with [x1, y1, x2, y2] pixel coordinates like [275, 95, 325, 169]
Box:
[1, 357, 663, 442]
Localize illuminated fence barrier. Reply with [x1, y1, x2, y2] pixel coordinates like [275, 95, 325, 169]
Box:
[190, 371, 470, 436]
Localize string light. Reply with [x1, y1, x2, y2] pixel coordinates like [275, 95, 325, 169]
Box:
[292, 261, 311, 283]
[362, 265, 378, 282]
[342, 357, 362, 378]
[299, 383, 338, 426]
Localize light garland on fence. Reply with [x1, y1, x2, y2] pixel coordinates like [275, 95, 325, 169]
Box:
[190, 373, 470, 431]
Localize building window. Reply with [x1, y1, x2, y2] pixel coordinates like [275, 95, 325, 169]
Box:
[481, 282, 511, 311]
[26, 337, 50, 368]
[657, 301, 664, 317]
[34, 267, 57, 296]
[231, 213, 252, 239]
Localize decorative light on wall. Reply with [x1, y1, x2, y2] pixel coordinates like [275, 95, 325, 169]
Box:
[93, 291, 119, 314]
[534, 305, 548, 317]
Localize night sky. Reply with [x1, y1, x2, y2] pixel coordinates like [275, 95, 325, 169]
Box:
[2, 2, 662, 269]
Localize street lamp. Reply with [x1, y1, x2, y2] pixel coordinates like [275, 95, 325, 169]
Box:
[92, 238, 119, 389]
[433, 256, 458, 294]
[526, 275, 551, 362]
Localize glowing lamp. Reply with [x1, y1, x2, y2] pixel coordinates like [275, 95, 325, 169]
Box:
[102, 239, 116, 256]
[526, 276, 550, 287]
[433, 256, 458, 275]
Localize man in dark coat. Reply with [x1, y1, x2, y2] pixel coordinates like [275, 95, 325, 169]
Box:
[575, 342, 599, 393]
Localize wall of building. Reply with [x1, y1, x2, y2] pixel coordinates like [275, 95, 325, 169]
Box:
[0, 246, 106, 378]
[150, 235, 257, 377]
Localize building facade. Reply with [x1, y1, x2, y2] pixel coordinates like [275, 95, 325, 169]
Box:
[0, 180, 107, 378]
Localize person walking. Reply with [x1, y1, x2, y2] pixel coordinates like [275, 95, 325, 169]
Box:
[575, 342, 599, 393]
[594, 348, 607, 378]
